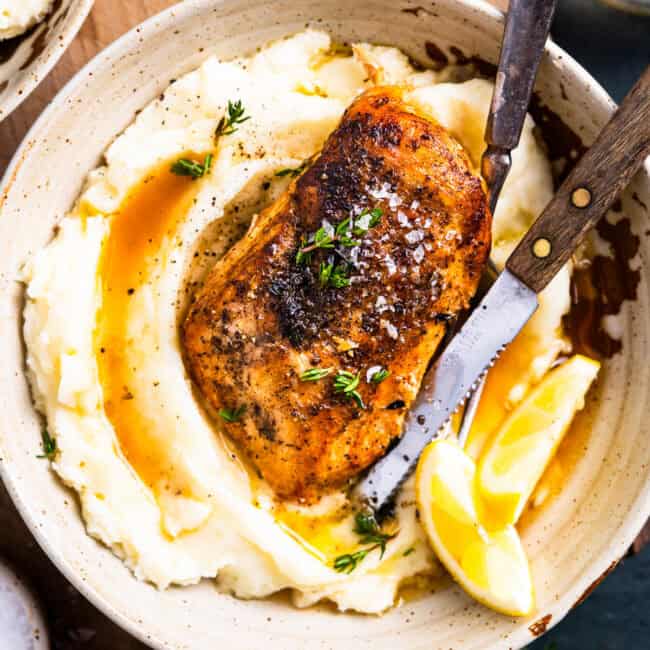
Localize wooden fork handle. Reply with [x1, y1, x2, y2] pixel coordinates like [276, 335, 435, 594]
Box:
[507, 65, 650, 293]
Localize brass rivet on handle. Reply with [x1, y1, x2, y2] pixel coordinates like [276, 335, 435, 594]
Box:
[571, 187, 592, 208]
[532, 237, 551, 258]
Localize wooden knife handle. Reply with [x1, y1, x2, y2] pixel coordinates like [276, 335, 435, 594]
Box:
[507, 66, 650, 293]
[482, 0, 556, 213]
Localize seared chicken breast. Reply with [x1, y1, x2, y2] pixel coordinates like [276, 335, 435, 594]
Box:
[183, 86, 491, 500]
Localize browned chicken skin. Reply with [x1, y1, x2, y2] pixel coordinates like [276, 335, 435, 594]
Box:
[183, 86, 491, 500]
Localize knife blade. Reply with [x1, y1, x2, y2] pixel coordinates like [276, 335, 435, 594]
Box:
[355, 269, 537, 513]
[355, 64, 650, 516]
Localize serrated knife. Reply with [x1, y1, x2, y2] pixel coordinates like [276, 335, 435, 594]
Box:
[356, 65, 650, 516]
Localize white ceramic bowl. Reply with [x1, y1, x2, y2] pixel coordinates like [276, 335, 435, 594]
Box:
[1, 1, 649, 648]
[0, 0, 94, 122]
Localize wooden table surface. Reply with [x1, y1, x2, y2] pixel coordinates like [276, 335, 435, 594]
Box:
[0, 2, 648, 649]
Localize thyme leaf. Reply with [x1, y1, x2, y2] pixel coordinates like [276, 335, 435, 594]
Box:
[333, 370, 365, 409]
[295, 238, 310, 265]
[353, 510, 379, 535]
[218, 405, 247, 422]
[333, 548, 373, 573]
[295, 227, 336, 262]
[37, 429, 57, 460]
[170, 153, 213, 179]
[370, 367, 390, 384]
[275, 161, 308, 178]
[319, 262, 350, 288]
[353, 511, 393, 557]
[333, 217, 361, 247]
[300, 367, 333, 382]
[333, 549, 365, 573]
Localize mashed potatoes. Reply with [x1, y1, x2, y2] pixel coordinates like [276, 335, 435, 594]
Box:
[22, 31, 568, 613]
[0, 0, 52, 40]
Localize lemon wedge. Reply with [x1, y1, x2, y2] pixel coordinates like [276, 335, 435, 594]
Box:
[416, 439, 534, 616]
[477, 354, 600, 529]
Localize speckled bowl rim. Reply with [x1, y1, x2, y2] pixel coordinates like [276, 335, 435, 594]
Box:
[0, 0, 95, 122]
[1, 1, 648, 649]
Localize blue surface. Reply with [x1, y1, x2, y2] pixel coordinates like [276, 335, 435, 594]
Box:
[552, 0, 650, 102]
[528, 2, 649, 647]
[527, 545, 650, 648]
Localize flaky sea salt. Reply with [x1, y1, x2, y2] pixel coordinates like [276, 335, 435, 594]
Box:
[405, 229, 424, 244]
[384, 255, 397, 276]
[397, 210, 410, 227]
[381, 319, 399, 340]
[368, 182, 402, 210]
[430, 273, 441, 300]
[354, 212, 372, 231]
[321, 219, 335, 238]
[366, 365, 383, 382]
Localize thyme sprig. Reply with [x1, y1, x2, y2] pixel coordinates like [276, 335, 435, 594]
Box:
[170, 153, 213, 179]
[218, 405, 246, 422]
[215, 99, 250, 140]
[333, 370, 364, 409]
[333, 547, 379, 573]
[37, 429, 57, 460]
[295, 207, 383, 266]
[333, 511, 397, 573]
[295, 226, 338, 264]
